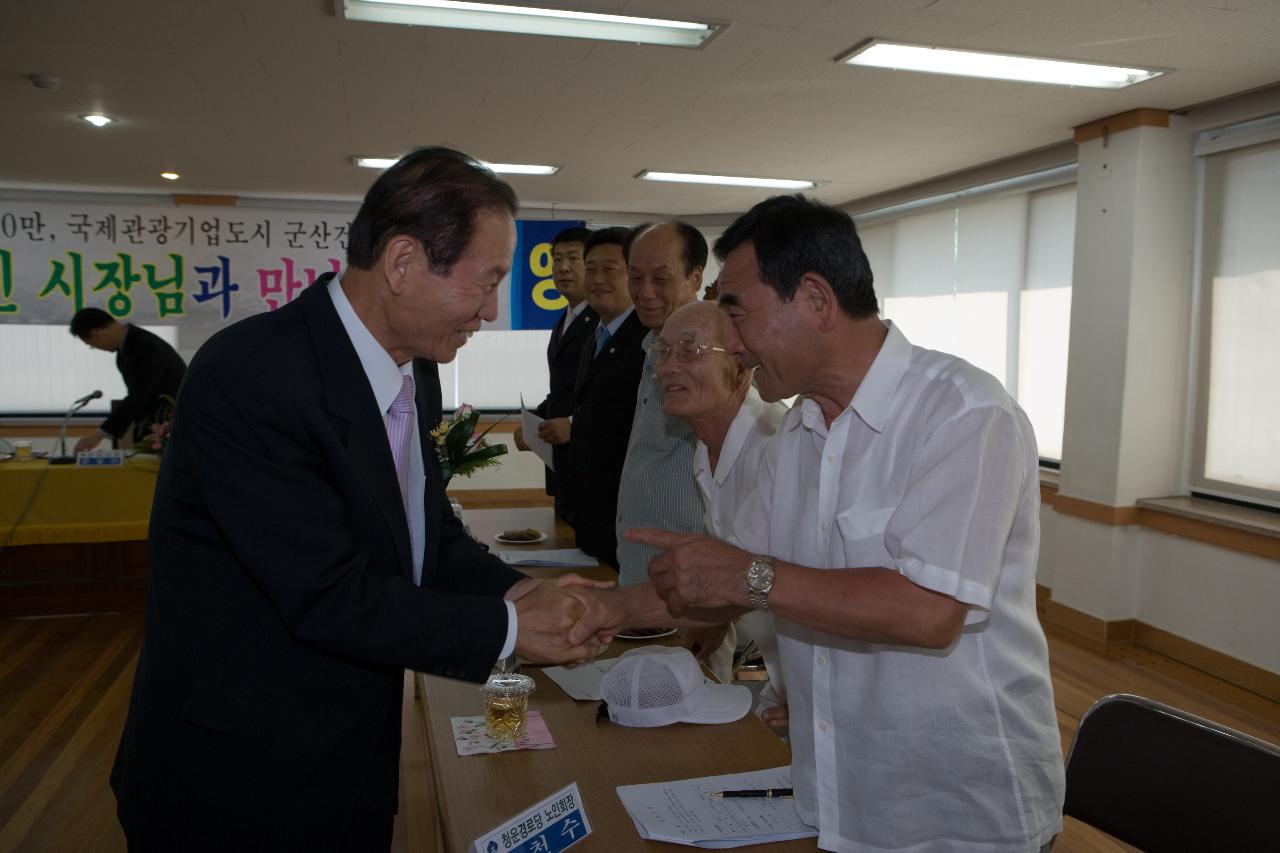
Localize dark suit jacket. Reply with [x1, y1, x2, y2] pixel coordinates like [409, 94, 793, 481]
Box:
[533, 304, 597, 521]
[566, 310, 647, 568]
[110, 275, 525, 851]
[102, 324, 187, 441]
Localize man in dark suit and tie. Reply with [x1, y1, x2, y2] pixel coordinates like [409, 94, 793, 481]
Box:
[565, 226, 647, 569]
[110, 148, 614, 852]
[67, 308, 186, 451]
[514, 226, 596, 525]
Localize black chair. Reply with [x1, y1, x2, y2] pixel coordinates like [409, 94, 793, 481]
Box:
[1063, 692, 1280, 852]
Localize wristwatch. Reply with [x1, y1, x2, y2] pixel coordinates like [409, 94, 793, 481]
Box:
[745, 555, 775, 612]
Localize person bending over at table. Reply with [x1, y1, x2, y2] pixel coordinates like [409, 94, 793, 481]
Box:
[68, 307, 186, 452]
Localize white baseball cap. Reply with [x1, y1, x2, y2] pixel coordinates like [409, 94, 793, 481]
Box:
[599, 646, 752, 728]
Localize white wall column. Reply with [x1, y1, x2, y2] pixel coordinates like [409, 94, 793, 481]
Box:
[1051, 109, 1195, 621]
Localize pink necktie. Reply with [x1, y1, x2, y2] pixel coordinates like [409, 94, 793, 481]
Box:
[386, 375, 415, 509]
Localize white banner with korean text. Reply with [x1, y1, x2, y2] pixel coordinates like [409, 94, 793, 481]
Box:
[0, 197, 355, 327]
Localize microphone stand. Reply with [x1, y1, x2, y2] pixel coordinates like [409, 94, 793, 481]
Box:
[49, 397, 98, 465]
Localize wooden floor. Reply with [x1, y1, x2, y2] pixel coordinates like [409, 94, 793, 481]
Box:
[1, 613, 1277, 853]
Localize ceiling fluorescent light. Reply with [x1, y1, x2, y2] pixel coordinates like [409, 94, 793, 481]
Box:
[638, 170, 816, 190]
[340, 0, 722, 48]
[81, 114, 114, 127]
[838, 40, 1164, 89]
[354, 156, 558, 175]
[482, 162, 559, 175]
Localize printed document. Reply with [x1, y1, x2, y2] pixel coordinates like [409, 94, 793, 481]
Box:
[544, 659, 618, 701]
[616, 766, 816, 848]
[519, 396, 555, 471]
[497, 548, 597, 568]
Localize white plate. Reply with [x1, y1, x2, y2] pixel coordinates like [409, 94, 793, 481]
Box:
[614, 627, 678, 640]
[494, 530, 548, 545]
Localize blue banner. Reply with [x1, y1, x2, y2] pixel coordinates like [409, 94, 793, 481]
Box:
[510, 220, 584, 331]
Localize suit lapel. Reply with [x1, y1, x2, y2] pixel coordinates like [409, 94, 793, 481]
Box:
[548, 309, 566, 358]
[576, 311, 640, 391]
[561, 307, 595, 356]
[300, 276, 413, 576]
[551, 305, 597, 361]
[413, 359, 446, 581]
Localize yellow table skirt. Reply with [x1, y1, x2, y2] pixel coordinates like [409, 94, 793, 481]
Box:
[0, 457, 161, 546]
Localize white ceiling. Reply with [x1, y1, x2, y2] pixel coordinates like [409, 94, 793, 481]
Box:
[2, 0, 1279, 215]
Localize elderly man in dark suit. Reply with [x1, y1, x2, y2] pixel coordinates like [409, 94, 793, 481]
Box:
[564, 226, 647, 569]
[110, 148, 614, 852]
[67, 308, 186, 451]
[514, 225, 596, 525]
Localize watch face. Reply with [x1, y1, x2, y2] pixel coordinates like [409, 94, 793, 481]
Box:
[747, 560, 774, 591]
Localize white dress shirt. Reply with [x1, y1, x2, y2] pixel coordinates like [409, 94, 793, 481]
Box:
[693, 386, 788, 703]
[693, 387, 787, 541]
[597, 305, 634, 341]
[734, 321, 1064, 853]
[559, 299, 589, 336]
[328, 275, 517, 659]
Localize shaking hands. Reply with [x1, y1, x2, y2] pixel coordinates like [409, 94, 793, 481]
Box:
[509, 575, 627, 665]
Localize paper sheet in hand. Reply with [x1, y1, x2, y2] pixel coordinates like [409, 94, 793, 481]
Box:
[544, 659, 618, 700]
[616, 766, 817, 848]
[498, 548, 597, 568]
[520, 396, 555, 471]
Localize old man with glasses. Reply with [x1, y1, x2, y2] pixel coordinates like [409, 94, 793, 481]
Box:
[648, 300, 788, 719]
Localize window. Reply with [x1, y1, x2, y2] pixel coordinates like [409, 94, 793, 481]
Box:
[1191, 136, 1280, 505]
[0, 324, 181, 415]
[858, 183, 1076, 461]
[1017, 186, 1075, 462]
[443, 330, 549, 411]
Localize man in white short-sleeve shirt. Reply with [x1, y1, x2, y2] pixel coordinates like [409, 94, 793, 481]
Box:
[619, 195, 1065, 853]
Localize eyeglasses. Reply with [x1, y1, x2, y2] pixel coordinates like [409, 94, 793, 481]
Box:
[647, 338, 729, 366]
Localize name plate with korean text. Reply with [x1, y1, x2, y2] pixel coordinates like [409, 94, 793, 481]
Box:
[472, 782, 591, 853]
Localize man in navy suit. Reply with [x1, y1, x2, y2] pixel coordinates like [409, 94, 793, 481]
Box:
[565, 226, 647, 569]
[515, 225, 597, 525]
[111, 148, 612, 852]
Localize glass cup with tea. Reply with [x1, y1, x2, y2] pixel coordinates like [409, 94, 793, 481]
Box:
[481, 673, 535, 740]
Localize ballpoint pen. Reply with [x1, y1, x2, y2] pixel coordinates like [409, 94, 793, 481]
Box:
[712, 788, 794, 799]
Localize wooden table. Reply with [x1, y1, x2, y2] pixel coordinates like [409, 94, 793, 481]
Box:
[412, 507, 816, 852]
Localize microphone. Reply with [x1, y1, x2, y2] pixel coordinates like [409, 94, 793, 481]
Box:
[50, 390, 106, 464]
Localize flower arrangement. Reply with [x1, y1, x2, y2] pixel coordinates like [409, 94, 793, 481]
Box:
[430, 404, 508, 482]
[135, 395, 176, 455]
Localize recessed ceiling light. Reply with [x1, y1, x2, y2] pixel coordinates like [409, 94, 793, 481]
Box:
[353, 156, 558, 175]
[160, 172, 181, 181]
[637, 170, 817, 190]
[339, 0, 722, 49]
[81, 114, 114, 127]
[837, 40, 1164, 89]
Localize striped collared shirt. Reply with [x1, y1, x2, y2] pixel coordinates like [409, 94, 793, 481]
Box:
[615, 330, 705, 587]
